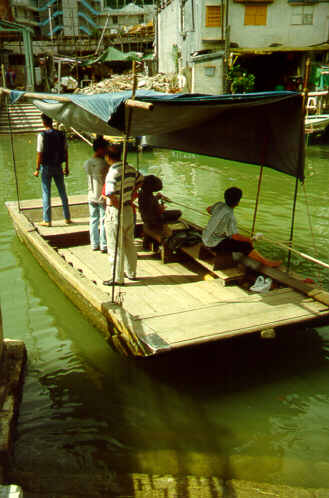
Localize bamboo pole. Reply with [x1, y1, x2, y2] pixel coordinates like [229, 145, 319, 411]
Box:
[70, 127, 92, 146]
[0, 88, 154, 110]
[287, 56, 311, 270]
[251, 165, 263, 238]
[112, 62, 138, 300]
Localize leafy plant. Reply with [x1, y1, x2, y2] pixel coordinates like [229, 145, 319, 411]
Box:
[227, 64, 255, 94]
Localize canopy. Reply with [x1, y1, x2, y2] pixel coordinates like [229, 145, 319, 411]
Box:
[81, 47, 144, 66]
[8, 89, 305, 180]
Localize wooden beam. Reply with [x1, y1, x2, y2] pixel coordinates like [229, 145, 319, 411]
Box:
[125, 99, 154, 111]
[0, 88, 154, 111]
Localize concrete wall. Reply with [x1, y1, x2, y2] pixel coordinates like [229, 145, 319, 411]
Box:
[157, 0, 205, 73]
[62, 0, 79, 36]
[192, 55, 223, 94]
[229, 0, 329, 48]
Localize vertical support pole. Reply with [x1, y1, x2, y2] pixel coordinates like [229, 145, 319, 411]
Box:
[111, 61, 137, 302]
[22, 29, 35, 91]
[57, 61, 62, 93]
[48, 7, 54, 41]
[1, 64, 6, 87]
[251, 135, 268, 237]
[287, 56, 310, 271]
[6, 95, 21, 212]
[251, 165, 263, 238]
[287, 178, 299, 271]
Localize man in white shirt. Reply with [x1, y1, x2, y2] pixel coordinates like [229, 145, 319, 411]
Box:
[103, 145, 143, 285]
[203, 187, 281, 267]
[83, 137, 109, 252]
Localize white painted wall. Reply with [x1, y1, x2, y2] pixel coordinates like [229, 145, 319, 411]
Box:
[192, 56, 223, 94]
[229, 0, 329, 49]
[157, 0, 206, 73]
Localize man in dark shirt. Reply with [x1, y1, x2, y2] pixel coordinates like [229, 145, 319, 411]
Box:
[34, 113, 71, 227]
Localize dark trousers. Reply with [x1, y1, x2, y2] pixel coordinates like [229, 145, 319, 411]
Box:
[213, 237, 253, 255]
[160, 209, 182, 223]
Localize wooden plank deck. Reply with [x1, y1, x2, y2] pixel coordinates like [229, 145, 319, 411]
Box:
[6, 198, 329, 356]
[57, 239, 329, 352]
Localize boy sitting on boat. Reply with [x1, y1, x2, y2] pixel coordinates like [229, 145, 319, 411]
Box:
[138, 175, 182, 230]
[202, 187, 281, 268]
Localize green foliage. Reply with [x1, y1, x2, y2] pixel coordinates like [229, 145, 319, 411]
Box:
[227, 64, 255, 94]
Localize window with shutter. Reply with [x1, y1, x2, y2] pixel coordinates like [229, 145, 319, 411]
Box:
[206, 5, 222, 27]
[244, 4, 267, 25]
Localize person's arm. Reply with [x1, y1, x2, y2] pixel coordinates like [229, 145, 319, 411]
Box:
[206, 202, 217, 214]
[63, 140, 69, 176]
[108, 193, 119, 208]
[34, 152, 42, 177]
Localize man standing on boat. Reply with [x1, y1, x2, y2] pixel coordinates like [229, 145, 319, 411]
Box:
[202, 187, 281, 267]
[34, 113, 71, 227]
[83, 137, 109, 253]
[103, 145, 143, 286]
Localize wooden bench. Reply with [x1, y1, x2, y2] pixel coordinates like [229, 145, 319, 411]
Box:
[142, 222, 246, 286]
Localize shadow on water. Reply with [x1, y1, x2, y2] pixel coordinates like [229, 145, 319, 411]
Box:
[9, 232, 329, 492]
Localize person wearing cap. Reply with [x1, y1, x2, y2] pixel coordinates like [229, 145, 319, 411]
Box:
[103, 145, 144, 285]
[83, 137, 109, 252]
[202, 187, 281, 267]
[138, 175, 181, 229]
[34, 113, 71, 227]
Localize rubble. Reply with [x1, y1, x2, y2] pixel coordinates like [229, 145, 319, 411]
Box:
[75, 72, 180, 95]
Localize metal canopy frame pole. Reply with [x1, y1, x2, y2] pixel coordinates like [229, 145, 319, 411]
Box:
[6, 95, 21, 211]
[287, 56, 311, 272]
[251, 135, 268, 237]
[111, 61, 138, 302]
[251, 165, 263, 238]
[287, 178, 299, 270]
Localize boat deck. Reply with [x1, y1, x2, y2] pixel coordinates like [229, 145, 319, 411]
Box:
[7, 196, 329, 356]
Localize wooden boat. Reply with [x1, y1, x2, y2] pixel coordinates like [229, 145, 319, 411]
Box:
[3, 86, 329, 357]
[305, 114, 329, 135]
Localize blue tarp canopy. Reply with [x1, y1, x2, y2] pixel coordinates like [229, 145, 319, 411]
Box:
[9, 89, 305, 180]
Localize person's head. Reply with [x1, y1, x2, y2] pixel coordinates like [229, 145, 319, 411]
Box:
[224, 187, 242, 208]
[104, 143, 122, 164]
[142, 175, 163, 193]
[93, 136, 108, 156]
[41, 113, 53, 128]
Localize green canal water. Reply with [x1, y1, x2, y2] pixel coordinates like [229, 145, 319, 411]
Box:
[1, 135, 329, 491]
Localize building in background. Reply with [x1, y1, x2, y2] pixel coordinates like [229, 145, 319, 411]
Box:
[157, 0, 329, 94]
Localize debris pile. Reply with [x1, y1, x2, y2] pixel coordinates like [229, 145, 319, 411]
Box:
[75, 72, 180, 95]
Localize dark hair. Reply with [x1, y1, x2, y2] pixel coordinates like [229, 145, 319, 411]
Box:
[93, 137, 108, 152]
[105, 143, 122, 161]
[41, 113, 53, 127]
[142, 175, 163, 192]
[224, 187, 242, 207]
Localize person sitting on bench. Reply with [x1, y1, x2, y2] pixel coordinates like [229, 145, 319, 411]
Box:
[202, 187, 281, 268]
[138, 175, 182, 229]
